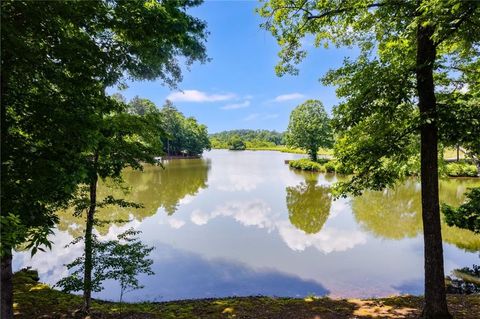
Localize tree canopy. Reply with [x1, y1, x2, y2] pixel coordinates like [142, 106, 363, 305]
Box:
[285, 100, 333, 161]
[258, 1, 480, 317]
[159, 100, 211, 156]
[1, 0, 208, 317]
[210, 129, 285, 149]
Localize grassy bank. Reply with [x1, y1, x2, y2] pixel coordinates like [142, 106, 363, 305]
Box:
[13, 270, 480, 319]
[212, 145, 333, 156]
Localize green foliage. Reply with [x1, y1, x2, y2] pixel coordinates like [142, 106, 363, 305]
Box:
[445, 163, 479, 177]
[160, 100, 211, 156]
[286, 179, 331, 234]
[324, 161, 336, 173]
[210, 129, 284, 149]
[443, 188, 480, 234]
[56, 229, 154, 301]
[334, 161, 354, 175]
[128, 96, 157, 116]
[286, 100, 333, 161]
[228, 136, 246, 151]
[1, 0, 208, 256]
[289, 159, 324, 172]
[257, 0, 480, 197]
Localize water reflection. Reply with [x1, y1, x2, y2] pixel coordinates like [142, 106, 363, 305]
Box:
[191, 200, 274, 230]
[98, 243, 329, 302]
[57, 158, 210, 236]
[352, 179, 480, 251]
[14, 150, 480, 300]
[286, 176, 332, 234]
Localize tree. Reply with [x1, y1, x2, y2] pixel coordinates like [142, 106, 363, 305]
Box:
[57, 228, 154, 304]
[1, 1, 208, 317]
[159, 100, 211, 156]
[228, 135, 247, 150]
[75, 101, 163, 312]
[128, 96, 158, 116]
[285, 100, 332, 161]
[258, 1, 480, 317]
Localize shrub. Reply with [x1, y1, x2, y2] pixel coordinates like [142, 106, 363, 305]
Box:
[464, 165, 479, 177]
[446, 162, 478, 177]
[289, 158, 324, 172]
[324, 161, 336, 173]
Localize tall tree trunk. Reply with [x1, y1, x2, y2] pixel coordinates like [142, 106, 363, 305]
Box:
[1, 251, 13, 319]
[416, 23, 451, 319]
[82, 151, 99, 313]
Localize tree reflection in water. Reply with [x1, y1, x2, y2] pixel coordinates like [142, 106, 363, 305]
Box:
[286, 173, 332, 234]
[57, 158, 210, 236]
[352, 179, 480, 252]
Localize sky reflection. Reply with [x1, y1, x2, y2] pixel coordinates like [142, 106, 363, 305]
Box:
[13, 150, 480, 300]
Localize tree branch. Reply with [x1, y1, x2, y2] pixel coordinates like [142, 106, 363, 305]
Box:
[434, 4, 478, 47]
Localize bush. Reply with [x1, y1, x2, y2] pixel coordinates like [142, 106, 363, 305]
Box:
[446, 162, 478, 177]
[464, 165, 479, 177]
[289, 158, 324, 172]
[324, 161, 336, 173]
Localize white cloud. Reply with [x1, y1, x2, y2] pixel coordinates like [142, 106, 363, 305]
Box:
[167, 90, 235, 102]
[273, 93, 306, 102]
[221, 100, 251, 110]
[216, 174, 265, 192]
[190, 200, 274, 230]
[167, 218, 186, 229]
[277, 221, 367, 253]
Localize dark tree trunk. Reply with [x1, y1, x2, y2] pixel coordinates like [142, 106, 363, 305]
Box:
[309, 148, 317, 162]
[0, 49, 13, 319]
[82, 151, 99, 314]
[1, 251, 13, 319]
[416, 23, 452, 319]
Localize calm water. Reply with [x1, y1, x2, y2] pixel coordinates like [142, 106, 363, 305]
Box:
[14, 150, 480, 301]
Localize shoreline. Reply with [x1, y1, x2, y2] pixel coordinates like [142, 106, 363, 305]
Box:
[14, 270, 480, 319]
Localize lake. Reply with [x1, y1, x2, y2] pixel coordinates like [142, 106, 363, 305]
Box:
[13, 150, 480, 302]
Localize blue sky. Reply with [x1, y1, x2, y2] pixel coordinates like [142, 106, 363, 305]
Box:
[117, 1, 356, 133]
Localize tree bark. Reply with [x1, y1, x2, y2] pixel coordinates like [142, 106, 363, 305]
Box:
[416, 23, 452, 319]
[1, 251, 13, 319]
[309, 148, 317, 162]
[82, 151, 99, 314]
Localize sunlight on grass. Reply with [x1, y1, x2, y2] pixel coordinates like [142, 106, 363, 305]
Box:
[222, 307, 235, 313]
[349, 299, 417, 318]
[29, 284, 50, 291]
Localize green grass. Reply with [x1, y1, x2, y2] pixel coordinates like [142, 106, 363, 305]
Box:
[212, 145, 334, 156]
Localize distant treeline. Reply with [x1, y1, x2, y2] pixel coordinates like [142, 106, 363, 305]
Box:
[209, 129, 285, 149]
[117, 95, 211, 157]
